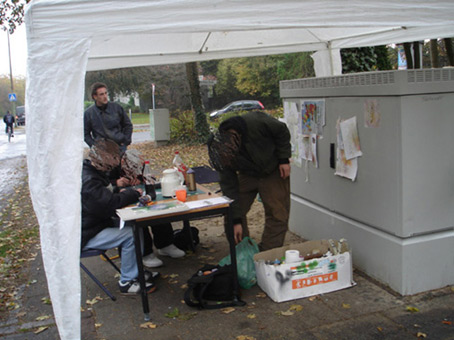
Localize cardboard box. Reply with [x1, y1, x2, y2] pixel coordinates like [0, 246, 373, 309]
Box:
[253, 240, 355, 303]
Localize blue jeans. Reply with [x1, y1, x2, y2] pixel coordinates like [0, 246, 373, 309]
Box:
[83, 226, 142, 282]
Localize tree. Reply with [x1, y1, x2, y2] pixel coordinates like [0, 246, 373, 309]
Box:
[0, 0, 30, 33]
[185, 62, 210, 142]
[341, 46, 392, 73]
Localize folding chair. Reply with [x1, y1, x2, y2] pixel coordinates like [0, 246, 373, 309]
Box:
[80, 249, 121, 301]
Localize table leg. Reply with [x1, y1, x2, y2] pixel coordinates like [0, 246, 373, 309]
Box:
[132, 222, 150, 321]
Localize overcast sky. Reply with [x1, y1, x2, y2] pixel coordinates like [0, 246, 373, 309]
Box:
[0, 25, 27, 78]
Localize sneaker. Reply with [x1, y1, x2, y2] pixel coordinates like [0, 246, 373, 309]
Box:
[118, 280, 156, 295]
[144, 270, 160, 282]
[158, 244, 185, 258]
[143, 253, 163, 268]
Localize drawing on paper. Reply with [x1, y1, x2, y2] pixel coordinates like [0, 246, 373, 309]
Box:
[364, 99, 380, 128]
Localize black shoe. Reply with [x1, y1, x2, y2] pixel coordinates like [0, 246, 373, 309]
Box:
[118, 280, 156, 295]
[144, 270, 160, 282]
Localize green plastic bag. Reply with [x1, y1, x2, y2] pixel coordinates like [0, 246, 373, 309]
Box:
[218, 237, 259, 289]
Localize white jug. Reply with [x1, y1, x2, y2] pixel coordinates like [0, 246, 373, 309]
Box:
[161, 168, 183, 197]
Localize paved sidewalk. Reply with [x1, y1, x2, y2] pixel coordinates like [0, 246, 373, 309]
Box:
[1, 215, 453, 340]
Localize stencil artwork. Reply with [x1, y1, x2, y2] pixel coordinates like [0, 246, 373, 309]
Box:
[364, 99, 380, 128]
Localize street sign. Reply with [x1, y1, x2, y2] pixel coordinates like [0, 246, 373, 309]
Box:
[8, 93, 17, 102]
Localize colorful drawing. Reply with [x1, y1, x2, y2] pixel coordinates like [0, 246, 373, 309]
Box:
[301, 100, 325, 136]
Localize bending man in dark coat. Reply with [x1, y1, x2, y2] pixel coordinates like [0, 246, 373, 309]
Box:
[208, 111, 291, 251]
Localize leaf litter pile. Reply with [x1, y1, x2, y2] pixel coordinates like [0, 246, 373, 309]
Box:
[0, 164, 40, 314]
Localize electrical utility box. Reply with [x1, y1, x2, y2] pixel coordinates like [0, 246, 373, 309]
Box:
[149, 108, 170, 146]
[280, 69, 454, 295]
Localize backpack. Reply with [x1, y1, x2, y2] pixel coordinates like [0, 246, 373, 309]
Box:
[173, 227, 199, 251]
[184, 264, 238, 309]
[5, 114, 13, 124]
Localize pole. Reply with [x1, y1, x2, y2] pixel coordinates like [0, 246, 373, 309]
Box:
[6, 31, 16, 116]
[152, 83, 155, 110]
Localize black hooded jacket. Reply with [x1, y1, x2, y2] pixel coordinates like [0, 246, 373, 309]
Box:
[81, 160, 140, 249]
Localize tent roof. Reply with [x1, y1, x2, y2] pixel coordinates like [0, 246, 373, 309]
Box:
[27, 0, 454, 71]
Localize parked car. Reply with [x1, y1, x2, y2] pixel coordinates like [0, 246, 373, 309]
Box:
[209, 100, 264, 119]
[16, 106, 25, 126]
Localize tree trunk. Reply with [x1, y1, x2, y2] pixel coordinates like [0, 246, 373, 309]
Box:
[444, 38, 454, 66]
[430, 39, 439, 68]
[412, 41, 421, 69]
[185, 62, 210, 142]
[403, 43, 414, 69]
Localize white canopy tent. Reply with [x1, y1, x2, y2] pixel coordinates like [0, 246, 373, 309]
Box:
[24, 1, 454, 339]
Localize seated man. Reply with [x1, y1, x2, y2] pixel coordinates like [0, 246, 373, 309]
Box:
[119, 149, 185, 268]
[81, 139, 156, 295]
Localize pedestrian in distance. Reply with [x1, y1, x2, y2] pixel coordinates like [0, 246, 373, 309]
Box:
[208, 111, 291, 251]
[84, 82, 133, 152]
[3, 110, 15, 137]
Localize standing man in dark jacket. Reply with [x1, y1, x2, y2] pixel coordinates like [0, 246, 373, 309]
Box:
[208, 111, 291, 251]
[84, 82, 133, 151]
[82, 139, 155, 295]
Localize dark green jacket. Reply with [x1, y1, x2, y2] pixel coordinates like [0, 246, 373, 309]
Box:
[218, 111, 291, 221]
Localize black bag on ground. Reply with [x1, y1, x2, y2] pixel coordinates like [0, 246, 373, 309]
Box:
[173, 227, 199, 251]
[184, 264, 238, 309]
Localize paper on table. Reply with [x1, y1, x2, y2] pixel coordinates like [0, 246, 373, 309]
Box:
[116, 200, 189, 221]
[185, 196, 232, 210]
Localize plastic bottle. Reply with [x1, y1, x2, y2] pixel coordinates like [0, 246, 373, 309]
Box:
[172, 151, 188, 183]
[142, 160, 156, 200]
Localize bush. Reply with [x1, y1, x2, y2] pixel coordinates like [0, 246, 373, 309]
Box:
[169, 110, 200, 144]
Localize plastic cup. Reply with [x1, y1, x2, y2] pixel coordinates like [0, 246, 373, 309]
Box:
[175, 188, 187, 202]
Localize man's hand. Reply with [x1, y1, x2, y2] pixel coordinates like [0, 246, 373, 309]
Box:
[116, 177, 130, 187]
[279, 163, 291, 179]
[233, 223, 243, 244]
[116, 177, 141, 187]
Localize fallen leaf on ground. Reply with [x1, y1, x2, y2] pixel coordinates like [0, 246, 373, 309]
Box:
[416, 332, 427, 338]
[41, 297, 51, 305]
[377, 326, 383, 332]
[236, 336, 256, 340]
[308, 296, 317, 301]
[279, 310, 294, 316]
[289, 304, 303, 312]
[140, 322, 157, 329]
[255, 292, 266, 298]
[180, 283, 188, 289]
[165, 307, 180, 318]
[406, 306, 419, 313]
[342, 303, 351, 309]
[442, 320, 452, 325]
[221, 307, 235, 314]
[247, 314, 256, 319]
[95, 323, 102, 328]
[35, 315, 51, 321]
[86, 296, 103, 305]
[169, 274, 179, 278]
[34, 326, 48, 334]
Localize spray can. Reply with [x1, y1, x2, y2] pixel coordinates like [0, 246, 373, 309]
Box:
[186, 168, 196, 191]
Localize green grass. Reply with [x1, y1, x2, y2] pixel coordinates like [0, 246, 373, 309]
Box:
[131, 113, 150, 125]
